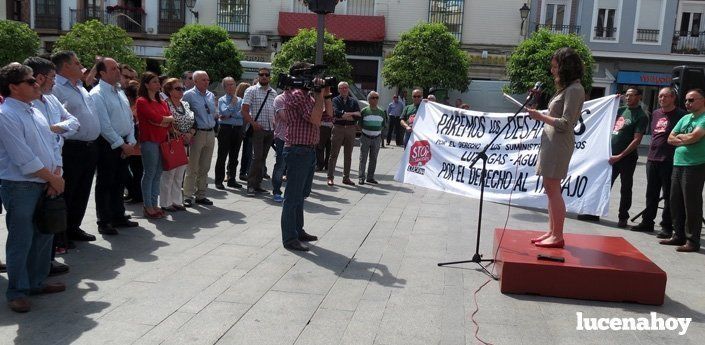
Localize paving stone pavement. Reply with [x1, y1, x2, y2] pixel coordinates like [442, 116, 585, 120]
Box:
[0, 144, 702, 345]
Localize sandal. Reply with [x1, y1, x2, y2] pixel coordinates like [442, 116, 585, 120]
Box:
[143, 207, 163, 219]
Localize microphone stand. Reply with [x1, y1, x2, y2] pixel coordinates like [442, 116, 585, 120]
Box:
[437, 93, 538, 280]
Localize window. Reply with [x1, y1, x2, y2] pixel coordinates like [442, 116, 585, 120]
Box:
[35, 0, 61, 30]
[680, 12, 702, 37]
[595, 8, 616, 39]
[428, 0, 465, 41]
[218, 0, 249, 33]
[346, 0, 374, 16]
[633, 0, 665, 44]
[159, 0, 185, 35]
[539, 0, 577, 34]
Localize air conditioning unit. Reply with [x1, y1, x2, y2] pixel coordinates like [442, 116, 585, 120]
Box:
[249, 34, 268, 48]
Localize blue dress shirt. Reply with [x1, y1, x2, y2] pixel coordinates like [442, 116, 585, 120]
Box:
[32, 93, 80, 147]
[0, 98, 63, 182]
[387, 100, 405, 118]
[183, 87, 217, 130]
[90, 79, 136, 148]
[52, 74, 101, 142]
[218, 94, 243, 126]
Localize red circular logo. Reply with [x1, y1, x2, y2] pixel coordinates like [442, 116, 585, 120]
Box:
[409, 140, 432, 166]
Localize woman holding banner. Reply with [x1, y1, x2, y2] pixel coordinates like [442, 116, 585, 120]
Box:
[526, 47, 585, 248]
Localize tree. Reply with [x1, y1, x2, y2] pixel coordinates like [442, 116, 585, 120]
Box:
[271, 28, 352, 84]
[505, 29, 594, 97]
[382, 22, 471, 94]
[0, 20, 41, 66]
[164, 25, 243, 82]
[53, 20, 145, 72]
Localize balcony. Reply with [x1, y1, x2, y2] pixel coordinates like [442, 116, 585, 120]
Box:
[69, 8, 145, 33]
[672, 31, 705, 55]
[35, 0, 62, 30]
[535, 23, 581, 35]
[635, 29, 659, 43]
[593, 26, 617, 41]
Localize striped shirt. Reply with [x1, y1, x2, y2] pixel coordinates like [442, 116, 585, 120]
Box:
[243, 83, 277, 131]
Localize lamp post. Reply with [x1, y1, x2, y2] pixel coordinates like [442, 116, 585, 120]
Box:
[185, 0, 199, 24]
[302, 0, 339, 65]
[520, 3, 530, 38]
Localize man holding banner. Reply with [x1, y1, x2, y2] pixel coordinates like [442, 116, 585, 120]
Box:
[401, 89, 422, 148]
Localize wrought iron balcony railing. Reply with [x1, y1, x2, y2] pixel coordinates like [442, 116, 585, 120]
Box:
[535, 23, 581, 35]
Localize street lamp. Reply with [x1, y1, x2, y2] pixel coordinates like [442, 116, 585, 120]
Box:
[519, 3, 530, 38]
[185, 0, 199, 23]
[298, 1, 341, 64]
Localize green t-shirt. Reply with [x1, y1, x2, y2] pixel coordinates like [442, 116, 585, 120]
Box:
[672, 113, 705, 166]
[360, 106, 387, 136]
[402, 104, 419, 124]
[611, 106, 648, 155]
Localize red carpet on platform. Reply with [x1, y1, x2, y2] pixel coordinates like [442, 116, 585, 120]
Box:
[492, 228, 667, 305]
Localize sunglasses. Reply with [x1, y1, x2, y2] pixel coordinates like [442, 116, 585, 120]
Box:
[14, 78, 37, 85]
[370, 96, 379, 99]
[174, 87, 185, 91]
[412, 95, 422, 98]
[258, 73, 270, 77]
[685, 98, 701, 103]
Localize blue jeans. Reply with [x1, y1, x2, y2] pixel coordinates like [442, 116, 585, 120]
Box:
[281, 146, 316, 244]
[141, 141, 163, 208]
[1, 181, 53, 301]
[272, 138, 287, 195]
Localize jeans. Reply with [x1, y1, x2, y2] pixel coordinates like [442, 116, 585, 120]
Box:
[359, 134, 381, 181]
[272, 138, 287, 195]
[141, 141, 163, 208]
[642, 160, 673, 227]
[215, 124, 243, 184]
[611, 152, 638, 220]
[281, 146, 316, 245]
[1, 181, 53, 301]
[670, 163, 705, 247]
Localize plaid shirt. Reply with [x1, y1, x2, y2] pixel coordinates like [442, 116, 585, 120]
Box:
[283, 89, 320, 146]
[273, 93, 287, 141]
[242, 83, 277, 131]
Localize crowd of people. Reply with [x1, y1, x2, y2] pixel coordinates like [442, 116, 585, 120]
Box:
[1, 50, 704, 315]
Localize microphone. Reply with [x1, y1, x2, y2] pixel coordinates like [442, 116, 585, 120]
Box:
[526, 82, 544, 107]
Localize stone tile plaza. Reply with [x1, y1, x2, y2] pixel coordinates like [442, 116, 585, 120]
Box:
[0, 146, 702, 345]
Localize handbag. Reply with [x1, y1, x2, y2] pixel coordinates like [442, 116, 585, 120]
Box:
[34, 194, 67, 235]
[244, 89, 272, 138]
[160, 135, 189, 171]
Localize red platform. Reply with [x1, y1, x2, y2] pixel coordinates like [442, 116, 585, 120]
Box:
[493, 228, 667, 305]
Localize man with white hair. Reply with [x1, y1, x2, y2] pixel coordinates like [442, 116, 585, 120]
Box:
[182, 70, 217, 206]
[358, 91, 386, 185]
[327, 81, 360, 186]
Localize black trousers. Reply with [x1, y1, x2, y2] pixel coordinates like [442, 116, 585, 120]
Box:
[63, 140, 99, 233]
[611, 152, 638, 220]
[240, 130, 252, 177]
[316, 125, 332, 170]
[387, 116, 404, 145]
[95, 137, 128, 226]
[215, 124, 243, 184]
[670, 163, 705, 247]
[642, 160, 673, 227]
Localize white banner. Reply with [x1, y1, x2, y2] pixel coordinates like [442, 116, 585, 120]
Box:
[395, 95, 620, 216]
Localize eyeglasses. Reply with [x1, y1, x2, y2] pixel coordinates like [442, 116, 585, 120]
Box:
[685, 98, 702, 103]
[14, 78, 37, 85]
[174, 87, 185, 91]
[258, 73, 270, 77]
[369, 96, 379, 99]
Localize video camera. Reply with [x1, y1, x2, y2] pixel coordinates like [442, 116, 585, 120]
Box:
[278, 64, 337, 92]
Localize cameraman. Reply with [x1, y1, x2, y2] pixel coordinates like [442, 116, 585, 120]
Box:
[280, 62, 333, 251]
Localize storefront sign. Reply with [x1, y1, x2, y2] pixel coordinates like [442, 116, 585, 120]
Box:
[617, 71, 672, 86]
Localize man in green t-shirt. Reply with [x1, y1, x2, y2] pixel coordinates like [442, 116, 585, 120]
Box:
[610, 88, 648, 228]
[358, 91, 387, 185]
[659, 89, 705, 253]
[400, 89, 422, 148]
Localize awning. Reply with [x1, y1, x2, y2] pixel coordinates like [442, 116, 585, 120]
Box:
[278, 12, 385, 42]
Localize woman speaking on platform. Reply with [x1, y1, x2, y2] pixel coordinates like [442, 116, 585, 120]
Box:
[526, 47, 586, 248]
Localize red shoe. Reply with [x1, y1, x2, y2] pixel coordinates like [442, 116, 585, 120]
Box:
[535, 239, 565, 248]
[530, 234, 550, 243]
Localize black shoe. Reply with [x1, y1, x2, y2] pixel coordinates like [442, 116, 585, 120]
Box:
[255, 187, 267, 193]
[366, 179, 379, 184]
[298, 231, 318, 242]
[659, 237, 686, 246]
[359, 178, 365, 185]
[659, 222, 673, 232]
[183, 198, 194, 207]
[215, 183, 226, 190]
[113, 220, 138, 228]
[263, 174, 271, 179]
[0, 262, 6, 273]
[49, 260, 69, 276]
[656, 231, 672, 239]
[239, 174, 248, 181]
[195, 198, 213, 206]
[284, 240, 310, 251]
[227, 181, 243, 189]
[68, 229, 96, 242]
[630, 222, 654, 232]
[577, 214, 600, 222]
[617, 218, 629, 228]
[342, 178, 356, 186]
[246, 188, 256, 197]
[98, 224, 119, 235]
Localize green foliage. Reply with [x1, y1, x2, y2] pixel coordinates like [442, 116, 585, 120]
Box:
[54, 20, 145, 73]
[382, 22, 471, 93]
[164, 24, 243, 82]
[505, 29, 594, 96]
[271, 28, 352, 85]
[0, 20, 41, 66]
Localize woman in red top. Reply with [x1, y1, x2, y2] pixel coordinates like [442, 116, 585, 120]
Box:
[135, 72, 173, 218]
